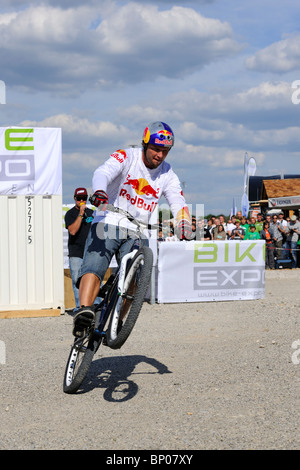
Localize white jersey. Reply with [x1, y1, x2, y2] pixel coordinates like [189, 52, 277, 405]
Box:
[92, 147, 188, 230]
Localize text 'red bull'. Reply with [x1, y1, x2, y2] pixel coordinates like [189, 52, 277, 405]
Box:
[119, 188, 158, 212]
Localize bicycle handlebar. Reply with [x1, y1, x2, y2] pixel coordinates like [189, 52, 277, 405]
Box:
[105, 204, 160, 231]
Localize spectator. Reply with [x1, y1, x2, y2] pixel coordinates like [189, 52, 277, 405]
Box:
[255, 213, 264, 233]
[260, 221, 275, 269]
[230, 219, 245, 240]
[195, 219, 205, 240]
[270, 214, 284, 259]
[203, 218, 213, 240]
[219, 214, 227, 232]
[246, 216, 257, 235]
[265, 214, 272, 226]
[213, 224, 227, 240]
[245, 224, 260, 240]
[278, 212, 288, 253]
[278, 212, 287, 228]
[211, 217, 220, 239]
[285, 215, 300, 268]
[240, 216, 249, 233]
[236, 211, 243, 221]
[65, 188, 96, 312]
[158, 229, 164, 241]
[191, 220, 197, 239]
[227, 215, 236, 239]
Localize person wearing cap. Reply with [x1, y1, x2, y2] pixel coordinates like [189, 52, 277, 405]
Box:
[72, 121, 192, 337]
[65, 188, 95, 312]
[230, 219, 245, 240]
[285, 215, 300, 268]
[244, 224, 260, 240]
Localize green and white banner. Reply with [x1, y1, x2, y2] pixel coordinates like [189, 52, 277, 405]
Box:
[0, 127, 62, 195]
[157, 240, 265, 302]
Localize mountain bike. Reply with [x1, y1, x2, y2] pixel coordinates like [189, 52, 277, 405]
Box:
[63, 204, 156, 394]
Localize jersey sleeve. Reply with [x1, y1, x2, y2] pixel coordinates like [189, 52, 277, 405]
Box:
[162, 170, 191, 224]
[92, 149, 128, 192]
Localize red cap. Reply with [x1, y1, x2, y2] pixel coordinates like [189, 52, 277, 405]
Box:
[74, 187, 87, 197]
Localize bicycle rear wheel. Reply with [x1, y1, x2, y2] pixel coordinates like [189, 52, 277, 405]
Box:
[63, 312, 102, 394]
[106, 246, 153, 349]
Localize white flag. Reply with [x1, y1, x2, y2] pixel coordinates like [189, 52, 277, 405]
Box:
[247, 157, 256, 177]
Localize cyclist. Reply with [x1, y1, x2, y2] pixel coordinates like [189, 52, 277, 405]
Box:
[73, 121, 192, 337]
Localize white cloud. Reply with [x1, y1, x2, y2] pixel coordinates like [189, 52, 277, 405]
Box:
[22, 113, 127, 137]
[246, 34, 300, 73]
[0, 2, 240, 93]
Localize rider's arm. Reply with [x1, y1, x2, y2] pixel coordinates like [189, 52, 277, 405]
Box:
[163, 171, 190, 220]
[162, 170, 192, 239]
[92, 150, 129, 193]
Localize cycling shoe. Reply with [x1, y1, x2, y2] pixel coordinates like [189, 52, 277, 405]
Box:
[72, 307, 95, 337]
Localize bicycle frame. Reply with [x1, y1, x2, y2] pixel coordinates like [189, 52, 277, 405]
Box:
[117, 249, 138, 296]
[93, 249, 138, 342]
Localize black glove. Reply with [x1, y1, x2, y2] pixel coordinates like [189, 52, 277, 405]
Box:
[89, 190, 108, 209]
[176, 219, 193, 240]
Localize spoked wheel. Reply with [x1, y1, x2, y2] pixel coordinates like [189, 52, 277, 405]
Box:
[106, 246, 153, 350]
[63, 312, 102, 394]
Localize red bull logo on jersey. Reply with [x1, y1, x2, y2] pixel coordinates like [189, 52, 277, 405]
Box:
[111, 149, 127, 163]
[124, 174, 159, 198]
[119, 174, 160, 212]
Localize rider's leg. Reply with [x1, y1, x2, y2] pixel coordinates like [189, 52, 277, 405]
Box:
[72, 223, 119, 336]
[79, 272, 101, 307]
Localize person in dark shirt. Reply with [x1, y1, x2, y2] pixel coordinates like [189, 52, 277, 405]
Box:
[65, 188, 94, 311]
[230, 219, 245, 240]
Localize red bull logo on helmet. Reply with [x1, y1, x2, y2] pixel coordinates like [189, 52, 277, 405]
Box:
[143, 122, 174, 147]
[155, 129, 173, 146]
[143, 127, 151, 144]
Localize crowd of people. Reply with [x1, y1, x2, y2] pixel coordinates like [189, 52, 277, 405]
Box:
[158, 210, 300, 269]
[66, 185, 299, 313]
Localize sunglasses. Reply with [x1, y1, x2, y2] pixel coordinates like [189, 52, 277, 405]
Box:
[75, 195, 87, 201]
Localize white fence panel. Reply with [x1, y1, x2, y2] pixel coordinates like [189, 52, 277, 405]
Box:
[0, 195, 64, 312]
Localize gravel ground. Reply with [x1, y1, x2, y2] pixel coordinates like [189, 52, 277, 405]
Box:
[0, 269, 299, 451]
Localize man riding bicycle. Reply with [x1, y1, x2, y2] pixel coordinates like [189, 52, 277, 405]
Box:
[73, 121, 192, 337]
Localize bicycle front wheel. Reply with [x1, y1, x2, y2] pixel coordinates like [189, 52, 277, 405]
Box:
[106, 246, 153, 349]
[63, 312, 102, 394]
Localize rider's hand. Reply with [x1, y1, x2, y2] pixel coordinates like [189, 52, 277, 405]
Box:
[89, 190, 108, 210]
[176, 219, 193, 240]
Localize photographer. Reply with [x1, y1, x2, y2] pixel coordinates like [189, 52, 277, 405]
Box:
[285, 215, 300, 268]
[65, 188, 95, 312]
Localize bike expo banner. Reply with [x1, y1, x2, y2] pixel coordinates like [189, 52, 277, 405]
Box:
[0, 127, 62, 195]
[63, 206, 265, 303]
[157, 240, 265, 303]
